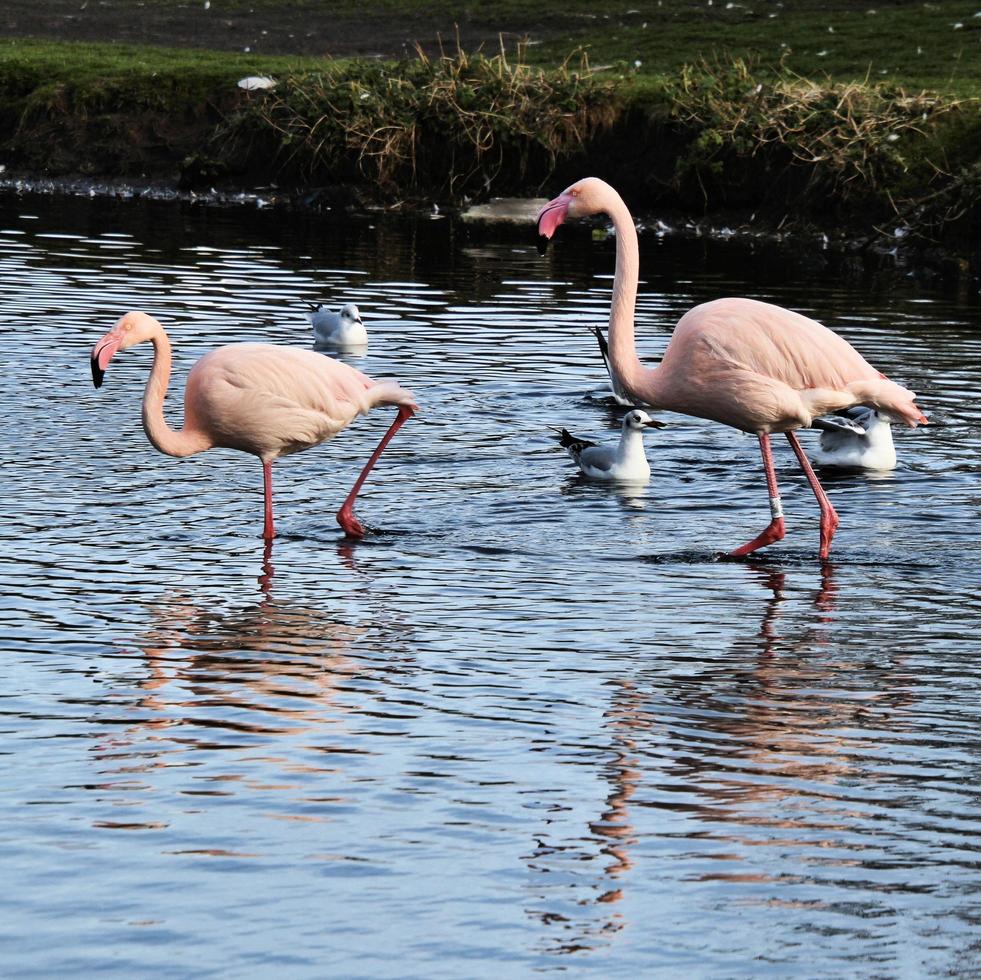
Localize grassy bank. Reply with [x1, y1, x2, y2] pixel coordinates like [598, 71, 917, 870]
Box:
[0, 1, 978, 270]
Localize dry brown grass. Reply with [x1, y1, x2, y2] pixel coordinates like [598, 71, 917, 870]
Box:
[220, 38, 623, 196]
[667, 56, 966, 208]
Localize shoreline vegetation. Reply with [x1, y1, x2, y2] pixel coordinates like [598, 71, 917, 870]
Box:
[0, 0, 978, 275]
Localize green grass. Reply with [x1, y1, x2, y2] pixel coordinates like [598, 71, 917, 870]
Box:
[211, 45, 623, 194]
[526, 1, 981, 99]
[2, 1, 977, 97]
[0, 37, 324, 87]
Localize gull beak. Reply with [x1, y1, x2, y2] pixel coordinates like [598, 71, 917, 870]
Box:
[644, 418, 667, 429]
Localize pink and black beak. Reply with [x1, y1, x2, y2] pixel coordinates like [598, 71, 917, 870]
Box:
[91, 333, 120, 388]
[536, 192, 571, 255]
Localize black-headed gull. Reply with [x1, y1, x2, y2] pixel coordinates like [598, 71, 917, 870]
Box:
[556, 409, 665, 483]
[811, 406, 897, 470]
[308, 303, 367, 349]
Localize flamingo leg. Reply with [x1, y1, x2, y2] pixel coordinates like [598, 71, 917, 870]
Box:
[262, 459, 275, 541]
[785, 431, 839, 559]
[728, 433, 787, 557]
[336, 405, 414, 538]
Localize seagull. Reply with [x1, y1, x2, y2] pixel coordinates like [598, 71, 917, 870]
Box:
[307, 303, 368, 350]
[811, 406, 897, 470]
[556, 409, 666, 483]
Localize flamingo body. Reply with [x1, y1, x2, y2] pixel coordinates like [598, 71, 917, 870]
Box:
[185, 343, 380, 459]
[538, 177, 926, 558]
[91, 312, 416, 540]
[650, 296, 921, 434]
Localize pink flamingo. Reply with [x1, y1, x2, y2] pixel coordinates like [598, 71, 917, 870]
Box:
[90, 311, 417, 540]
[537, 178, 927, 559]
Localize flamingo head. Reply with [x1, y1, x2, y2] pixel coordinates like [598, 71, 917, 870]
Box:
[91, 311, 161, 388]
[536, 177, 616, 253]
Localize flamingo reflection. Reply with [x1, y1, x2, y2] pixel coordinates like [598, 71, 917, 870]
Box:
[524, 560, 911, 950]
[90, 542, 407, 797]
[524, 678, 651, 954]
[661, 560, 913, 889]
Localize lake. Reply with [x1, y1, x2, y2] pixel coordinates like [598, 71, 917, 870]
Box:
[2, 189, 980, 977]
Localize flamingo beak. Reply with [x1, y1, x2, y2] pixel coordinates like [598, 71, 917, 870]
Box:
[536, 194, 571, 254]
[91, 332, 121, 388]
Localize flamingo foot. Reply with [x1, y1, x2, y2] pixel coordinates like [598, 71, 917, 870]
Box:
[818, 508, 840, 560]
[728, 517, 786, 558]
[336, 506, 365, 539]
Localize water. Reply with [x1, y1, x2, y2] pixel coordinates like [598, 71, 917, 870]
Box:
[2, 191, 980, 977]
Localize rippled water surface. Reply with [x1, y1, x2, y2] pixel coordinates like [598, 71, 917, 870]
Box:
[3, 192, 981, 977]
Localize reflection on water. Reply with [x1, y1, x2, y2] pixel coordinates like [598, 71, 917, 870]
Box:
[1, 192, 981, 976]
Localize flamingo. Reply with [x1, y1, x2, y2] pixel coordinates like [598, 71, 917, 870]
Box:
[556, 410, 665, 483]
[307, 302, 367, 350]
[90, 311, 417, 540]
[537, 177, 927, 559]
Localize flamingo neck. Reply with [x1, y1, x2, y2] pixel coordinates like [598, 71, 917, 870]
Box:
[605, 195, 660, 404]
[141, 327, 209, 458]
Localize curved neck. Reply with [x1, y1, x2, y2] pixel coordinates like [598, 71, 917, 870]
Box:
[141, 329, 209, 458]
[604, 195, 659, 404]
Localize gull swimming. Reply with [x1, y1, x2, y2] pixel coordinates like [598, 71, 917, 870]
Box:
[556, 409, 665, 483]
[307, 303, 368, 350]
[811, 406, 897, 470]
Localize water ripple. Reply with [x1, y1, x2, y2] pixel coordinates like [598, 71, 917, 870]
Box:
[1, 192, 980, 976]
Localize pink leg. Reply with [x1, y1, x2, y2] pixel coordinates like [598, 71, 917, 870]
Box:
[785, 431, 839, 560]
[262, 459, 275, 541]
[336, 405, 415, 538]
[728, 433, 786, 557]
